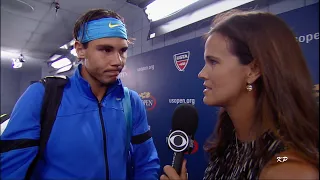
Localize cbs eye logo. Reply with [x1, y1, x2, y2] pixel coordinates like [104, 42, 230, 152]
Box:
[168, 130, 189, 152]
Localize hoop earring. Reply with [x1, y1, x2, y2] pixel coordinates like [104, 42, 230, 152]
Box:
[246, 83, 253, 92]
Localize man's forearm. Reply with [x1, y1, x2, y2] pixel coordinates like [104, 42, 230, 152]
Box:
[132, 138, 160, 180]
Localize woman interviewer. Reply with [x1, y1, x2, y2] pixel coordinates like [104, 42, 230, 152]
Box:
[161, 10, 319, 180]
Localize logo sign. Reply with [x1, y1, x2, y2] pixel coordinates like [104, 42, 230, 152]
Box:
[109, 22, 120, 28]
[168, 130, 189, 152]
[139, 92, 157, 111]
[173, 51, 190, 71]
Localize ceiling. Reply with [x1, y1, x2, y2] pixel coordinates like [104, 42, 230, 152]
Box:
[0, 0, 147, 70]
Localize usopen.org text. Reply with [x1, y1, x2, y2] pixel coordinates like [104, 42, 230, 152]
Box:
[169, 98, 196, 105]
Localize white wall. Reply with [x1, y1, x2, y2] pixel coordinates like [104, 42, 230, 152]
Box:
[19, 68, 42, 95]
[1, 67, 21, 115]
[1, 65, 42, 115]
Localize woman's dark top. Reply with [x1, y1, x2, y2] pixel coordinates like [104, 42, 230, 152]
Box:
[203, 130, 286, 180]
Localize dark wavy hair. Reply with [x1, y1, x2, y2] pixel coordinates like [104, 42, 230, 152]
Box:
[203, 9, 319, 168]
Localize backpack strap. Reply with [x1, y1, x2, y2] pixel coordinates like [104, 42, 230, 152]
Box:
[122, 87, 132, 155]
[122, 87, 134, 179]
[25, 76, 68, 179]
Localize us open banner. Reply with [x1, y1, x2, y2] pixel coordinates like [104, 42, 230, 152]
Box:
[121, 3, 319, 179]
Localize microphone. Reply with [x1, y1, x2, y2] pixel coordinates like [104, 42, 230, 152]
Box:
[166, 104, 199, 175]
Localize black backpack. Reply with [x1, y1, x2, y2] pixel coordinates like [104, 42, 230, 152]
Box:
[25, 76, 68, 179]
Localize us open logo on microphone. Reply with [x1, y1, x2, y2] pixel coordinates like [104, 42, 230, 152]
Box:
[167, 130, 189, 152]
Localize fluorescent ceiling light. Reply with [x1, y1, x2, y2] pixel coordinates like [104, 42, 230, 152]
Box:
[12, 59, 22, 69]
[59, 39, 75, 50]
[60, 44, 68, 49]
[145, 0, 199, 22]
[152, 0, 254, 37]
[70, 48, 77, 57]
[149, 33, 156, 39]
[49, 54, 62, 61]
[56, 64, 73, 74]
[1, 50, 19, 59]
[69, 39, 75, 46]
[51, 58, 71, 69]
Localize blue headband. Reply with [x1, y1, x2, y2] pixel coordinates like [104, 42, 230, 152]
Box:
[77, 18, 127, 43]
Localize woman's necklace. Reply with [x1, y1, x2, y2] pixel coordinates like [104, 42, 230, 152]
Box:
[232, 133, 241, 179]
[235, 133, 240, 164]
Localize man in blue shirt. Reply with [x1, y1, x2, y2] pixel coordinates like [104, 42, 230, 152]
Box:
[1, 9, 160, 179]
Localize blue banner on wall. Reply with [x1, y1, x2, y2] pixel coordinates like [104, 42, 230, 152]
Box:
[121, 3, 319, 179]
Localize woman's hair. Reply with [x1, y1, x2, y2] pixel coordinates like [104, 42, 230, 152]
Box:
[203, 9, 319, 168]
[73, 9, 134, 48]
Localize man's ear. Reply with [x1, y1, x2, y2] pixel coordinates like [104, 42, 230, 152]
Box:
[246, 60, 261, 84]
[74, 41, 86, 59]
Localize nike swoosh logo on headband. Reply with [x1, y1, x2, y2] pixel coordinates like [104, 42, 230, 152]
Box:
[109, 22, 120, 28]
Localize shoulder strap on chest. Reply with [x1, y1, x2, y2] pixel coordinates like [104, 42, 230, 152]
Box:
[122, 87, 132, 155]
[38, 75, 68, 147]
[25, 75, 68, 179]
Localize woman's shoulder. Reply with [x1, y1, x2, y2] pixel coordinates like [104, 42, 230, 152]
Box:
[259, 150, 319, 179]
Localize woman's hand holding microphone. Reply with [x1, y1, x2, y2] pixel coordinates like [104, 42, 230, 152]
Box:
[160, 160, 188, 180]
